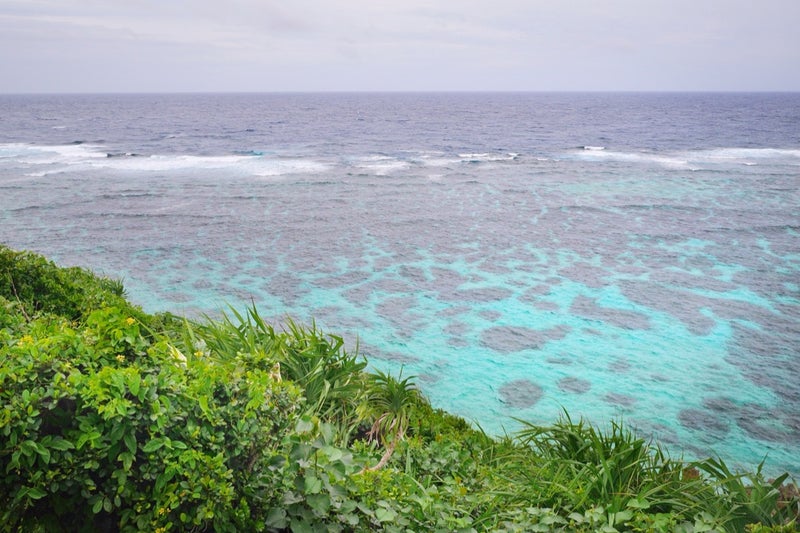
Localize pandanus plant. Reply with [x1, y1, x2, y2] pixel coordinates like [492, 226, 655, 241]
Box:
[358, 370, 419, 472]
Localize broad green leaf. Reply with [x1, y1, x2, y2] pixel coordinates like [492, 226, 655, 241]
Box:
[306, 493, 331, 515]
[375, 506, 397, 523]
[342, 513, 359, 526]
[142, 437, 165, 453]
[303, 475, 322, 494]
[27, 487, 47, 500]
[155, 468, 176, 493]
[321, 445, 343, 462]
[295, 417, 315, 434]
[115, 401, 128, 417]
[20, 439, 36, 457]
[626, 497, 650, 510]
[611, 510, 633, 524]
[264, 508, 287, 529]
[123, 432, 136, 454]
[128, 374, 140, 396]
[120, 451, 134, 472]
[198, 396, 210, 417]
[48, 437, 74, 451]
[290, 518, 314, 533]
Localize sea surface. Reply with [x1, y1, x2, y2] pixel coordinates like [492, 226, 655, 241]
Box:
[1, 92, 799, 476]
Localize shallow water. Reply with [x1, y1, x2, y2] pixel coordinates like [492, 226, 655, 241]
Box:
[1, 93, 798, 476]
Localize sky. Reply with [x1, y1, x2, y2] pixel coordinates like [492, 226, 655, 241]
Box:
[1, 0, 799, 93]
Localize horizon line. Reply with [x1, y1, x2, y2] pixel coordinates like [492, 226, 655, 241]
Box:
[2, 89, 800, 97]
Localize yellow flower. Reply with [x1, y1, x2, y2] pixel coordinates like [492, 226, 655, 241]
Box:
[169, 345, 187, 365]
[116, 355, 126, 363]
[194, 350, 204, 358]
[18, 335, 34, 346]
[125, 317, 136, 326]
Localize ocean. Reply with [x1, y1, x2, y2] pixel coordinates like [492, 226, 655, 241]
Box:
[1, 92, 798, 476]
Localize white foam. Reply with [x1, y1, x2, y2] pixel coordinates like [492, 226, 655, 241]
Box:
[419, 157, 457, 167]
[582, 146, 606, 151]
[0, 143, 106, 165]
[251, 158, 329, 177]
[0, 143, 330, 177]
[0, 143, 108, 177]
[701, 147, 800, 159]
[571, 148, 691, 169]
[412, 152, 460, 168]
[350, 155, 409, 175]
[96, 154, 253, 172]
[672, 148, 800, 170]
[104, 153, 330, 176]
[688, 148, 800, 166]
[567, 146, 800, 170]
[458, 152, 519, 162]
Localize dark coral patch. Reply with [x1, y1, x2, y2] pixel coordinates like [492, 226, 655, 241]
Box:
[609, 358, 632, 373]
[440, 286, 514, 303]
[478, 309, 502, 321]
[499, 379, 543, 408]
[702, 397, 737, 413]
[557, 376, 591, 394]
[570, 295, 651, 330]
[604, 393, 637, 407]
[481, 325, 571, 353]
[678, 408, 730, 435]
[736, 405, 798, 443]
[358, 343, 419, 364]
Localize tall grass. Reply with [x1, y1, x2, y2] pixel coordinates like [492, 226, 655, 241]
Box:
[491, 413, 799, 531]
[694, 457, 799, 530]
[175, 305, 367, 443]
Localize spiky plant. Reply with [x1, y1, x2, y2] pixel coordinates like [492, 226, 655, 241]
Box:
[179, 305, 368, 442]
[358, 370, 420, 472]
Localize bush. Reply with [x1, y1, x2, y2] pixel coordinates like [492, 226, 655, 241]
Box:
[0, 246, 127, 321]
[1, 305, 301, 531]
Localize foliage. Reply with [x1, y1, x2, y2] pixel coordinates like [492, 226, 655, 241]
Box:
[180, 307, 368, 444]
[1, 246, 128, 322]
[1, 246, 798, 532]
[0, 305, 301, 531]
[357, 370, 420, 472]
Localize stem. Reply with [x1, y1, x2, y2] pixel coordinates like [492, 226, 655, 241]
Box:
[358, 428, 404, 474]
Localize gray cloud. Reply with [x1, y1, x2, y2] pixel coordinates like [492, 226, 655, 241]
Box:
[1, 0, 798, 92]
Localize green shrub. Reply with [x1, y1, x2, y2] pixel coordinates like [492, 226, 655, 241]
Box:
[0, 246, 126, 321]
[0, 304, 301, 531]
[180, 307, 368, 444]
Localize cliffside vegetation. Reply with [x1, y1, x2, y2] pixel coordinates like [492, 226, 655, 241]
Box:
[1, 245, 798, 532]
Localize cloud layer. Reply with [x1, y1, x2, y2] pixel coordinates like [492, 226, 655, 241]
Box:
[2, 0, 799, 92]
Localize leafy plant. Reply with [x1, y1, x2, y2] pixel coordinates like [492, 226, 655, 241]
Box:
[0, 304, 301, 531]
[182, 306, 368, 442]
[695, 456, 800, 530]
[357, 370, 420, 472]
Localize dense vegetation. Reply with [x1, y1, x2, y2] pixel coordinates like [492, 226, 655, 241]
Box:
[1, 245, 798, 532]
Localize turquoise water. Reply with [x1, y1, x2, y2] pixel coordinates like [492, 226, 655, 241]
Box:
[1, 93, 798, 476]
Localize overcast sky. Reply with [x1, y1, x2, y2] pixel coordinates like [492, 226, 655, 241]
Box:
[2, 0, 799, 93]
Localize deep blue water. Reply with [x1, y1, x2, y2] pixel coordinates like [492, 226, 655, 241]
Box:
[2, 92, 799, 476]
